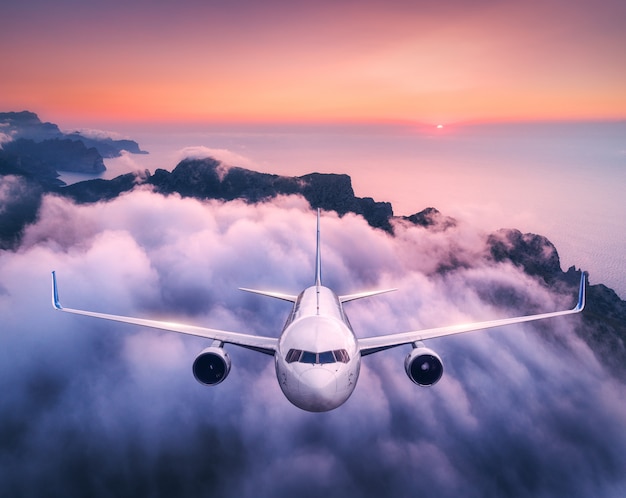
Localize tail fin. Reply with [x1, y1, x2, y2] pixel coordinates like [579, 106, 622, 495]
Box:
[315, 208, 322, 287]
[314, 209, 396, 301]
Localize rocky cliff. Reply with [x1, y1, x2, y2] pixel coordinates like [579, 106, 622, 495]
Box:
[1, 119, 624, 379]
[0, 111, 146, 157]
[0, 111, 146, 180]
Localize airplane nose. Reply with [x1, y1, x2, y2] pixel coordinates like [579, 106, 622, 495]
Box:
[299, 368, 337, 396]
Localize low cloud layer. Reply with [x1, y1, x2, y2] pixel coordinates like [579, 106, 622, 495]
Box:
[175, 147, 258, 172]
[0, 132, 13, 147]
[1, 188, 625, 497]
[65, 128, 126, 141]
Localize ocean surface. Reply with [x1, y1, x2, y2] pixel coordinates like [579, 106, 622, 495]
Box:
[61, 121, 626, 298]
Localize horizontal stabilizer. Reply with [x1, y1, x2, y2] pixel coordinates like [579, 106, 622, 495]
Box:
[339, 288, 398, 303]
[239, 288, 298, 303]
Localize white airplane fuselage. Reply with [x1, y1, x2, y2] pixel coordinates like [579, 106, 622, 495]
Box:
[275, 285, 360, 412]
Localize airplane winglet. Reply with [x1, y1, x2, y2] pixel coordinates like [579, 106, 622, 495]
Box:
[51, 271, 63, 310]
[575, 271, 587, 312]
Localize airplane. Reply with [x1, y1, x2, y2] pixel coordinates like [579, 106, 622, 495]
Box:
[51, 209, 587, 412]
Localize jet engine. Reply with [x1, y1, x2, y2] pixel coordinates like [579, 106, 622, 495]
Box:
[404, 347, 443, 386]
[192, 347, 231, 386]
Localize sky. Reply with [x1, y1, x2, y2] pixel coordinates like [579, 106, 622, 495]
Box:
[1, 2, 626, 494]
[1, 193, 625, 497]
[1, 0, 626, 126]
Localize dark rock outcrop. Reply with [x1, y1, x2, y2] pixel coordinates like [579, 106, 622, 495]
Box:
[146, 158, 394, 231]
[65, 132, 147, 158]
[572, 276, 626, 379]
[484, 233, 626, 380]
[298, 172, 393, 231]
[61, 171, 147, 203]
[0, 111, 62, 141]
[487, 228, 562, 282]
[0, 174, 43, 250]
[402, 207, 457, 231]
[0, 110, 146, 161]
[148, 158, 299, 201]
[2, 138, 105, 176]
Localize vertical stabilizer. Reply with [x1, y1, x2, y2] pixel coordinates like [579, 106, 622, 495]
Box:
[315, 208, 322, 287]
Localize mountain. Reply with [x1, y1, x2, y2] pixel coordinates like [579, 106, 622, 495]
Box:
[0, 111, 146, 182]
[56, 158, 395, 231]
[1, 125, 624, 380]
[2, 138, 105, 185]
[0, 111, 147, 158]
[0, 111, 62, 140]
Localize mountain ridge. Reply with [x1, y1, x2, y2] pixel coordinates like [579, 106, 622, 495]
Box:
[0, 111, 146, 185]
[1, 113, 624, 378]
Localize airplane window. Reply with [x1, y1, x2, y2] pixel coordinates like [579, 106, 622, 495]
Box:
[289, 350, 348, 364]
[333, 349, 350, 363]
[318, 351, 335, 364]
[286, 349, 302, 363]
[300, 351, 317, 364]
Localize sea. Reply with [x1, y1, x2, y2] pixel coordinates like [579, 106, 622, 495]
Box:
[60, 121, 626, 298]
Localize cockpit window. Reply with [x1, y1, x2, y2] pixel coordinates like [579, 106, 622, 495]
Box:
[286, 349, 351, 364]
[300, 351, 317, 364]
[333, 349, 350, 363]
[318, 351, 335, 364]
[286, 349, 302, 363]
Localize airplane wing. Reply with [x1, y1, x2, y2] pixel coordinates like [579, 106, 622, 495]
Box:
[359, 272, 587, 356]
[51, 272, 278, 355]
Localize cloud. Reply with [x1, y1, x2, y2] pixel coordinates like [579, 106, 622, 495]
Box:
[0, 120, 15, 148]
[0, 176, 42, 250]
[175, 147, 257, 177]
[0, 131, 14, 148]
[1, 189, 625, 497]
[65, 128, 126, 141]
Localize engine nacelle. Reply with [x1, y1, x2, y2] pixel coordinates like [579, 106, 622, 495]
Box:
[405, 347, 443, 386]
[192, 347, 231, 386]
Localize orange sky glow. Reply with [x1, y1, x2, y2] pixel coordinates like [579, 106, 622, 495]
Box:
[1, 0, 625, 127]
